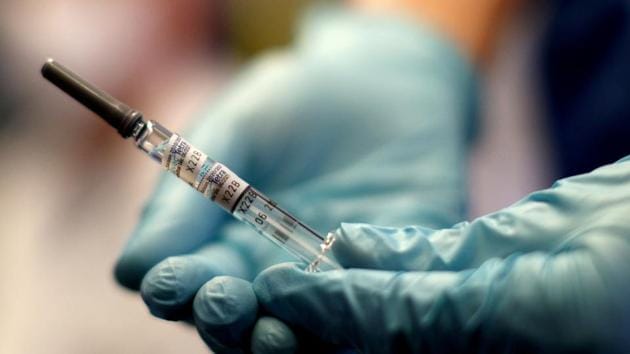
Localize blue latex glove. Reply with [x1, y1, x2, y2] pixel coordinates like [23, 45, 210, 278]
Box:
[253, 156, 630, 353]
[114, 6, 476, 353]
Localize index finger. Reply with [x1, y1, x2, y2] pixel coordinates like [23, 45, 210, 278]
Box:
[114, 172, 229, 290]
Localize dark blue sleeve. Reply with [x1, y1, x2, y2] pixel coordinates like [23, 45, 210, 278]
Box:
[540, 0, 630, 177]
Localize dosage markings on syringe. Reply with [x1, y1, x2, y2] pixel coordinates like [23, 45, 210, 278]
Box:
[272, 229, 290, 243]
[281, 215, 297, 229]
[236, 189, 294, 244]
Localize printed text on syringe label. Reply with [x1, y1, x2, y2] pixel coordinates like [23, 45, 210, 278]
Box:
[237, 188, 275, 223]
[162, 134, 249, 212]
[235, 188, 296, 244]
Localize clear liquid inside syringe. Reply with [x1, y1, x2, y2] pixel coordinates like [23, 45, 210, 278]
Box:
[39, 59, 339, 271]
[133, 120, 341, 272]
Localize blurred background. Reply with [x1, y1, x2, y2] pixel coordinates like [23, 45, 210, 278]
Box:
[1, 0, 628, 353]
[0, 1, 309, 352]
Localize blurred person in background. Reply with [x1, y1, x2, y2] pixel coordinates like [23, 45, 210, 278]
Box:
[112, 0, 630, 354]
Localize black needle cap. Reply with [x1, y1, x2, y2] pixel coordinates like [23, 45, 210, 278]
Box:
[41, 58, 143, 138]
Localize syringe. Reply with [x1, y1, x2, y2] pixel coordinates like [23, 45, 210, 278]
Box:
[41, 59, 341, 272]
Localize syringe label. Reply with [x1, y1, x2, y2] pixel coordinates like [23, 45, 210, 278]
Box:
[205, 163, 249, 211]
[162, 134, 249, 212]
[163, 135, 191, 177]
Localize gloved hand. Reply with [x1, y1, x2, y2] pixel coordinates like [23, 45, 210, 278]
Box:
[253, 156, 630, 353]
[114, 6, 477, 353]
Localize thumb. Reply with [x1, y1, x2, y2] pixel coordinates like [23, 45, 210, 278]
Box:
[256, 250, 630, 353]
[334, 157, 630, 272]
[253, 263, 450, 350]
[332, 222, 446, 271]
[253, 262, 466, 352]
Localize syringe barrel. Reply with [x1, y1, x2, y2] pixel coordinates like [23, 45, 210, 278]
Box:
[41, 59, 340, 271]
[134, 120, 341, 271]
